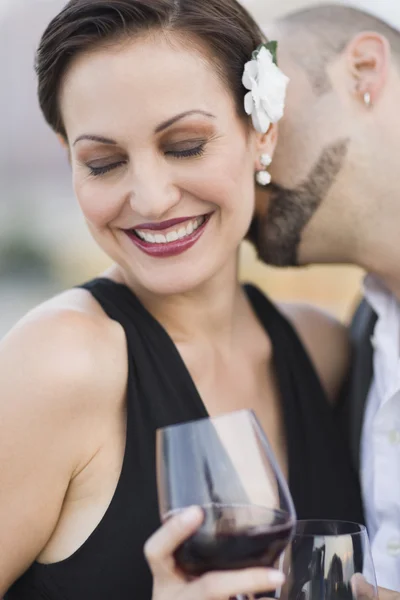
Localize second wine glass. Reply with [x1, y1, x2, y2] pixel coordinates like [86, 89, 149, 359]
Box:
[277, 520, 378, 600]
[156, 409, 296, 577]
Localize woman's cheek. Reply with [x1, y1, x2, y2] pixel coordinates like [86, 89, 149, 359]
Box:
[180, 154, 247, 208]
[74, 179, 119, 229]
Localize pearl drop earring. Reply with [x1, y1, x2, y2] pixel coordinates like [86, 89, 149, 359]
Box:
[256, 154, 272, 186]
[256, 171, 272, 186]
[260, 153, 272, 167]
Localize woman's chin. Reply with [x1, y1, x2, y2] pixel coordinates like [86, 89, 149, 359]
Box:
[132, 271, 212, 297]
[127, 256, 231, 297]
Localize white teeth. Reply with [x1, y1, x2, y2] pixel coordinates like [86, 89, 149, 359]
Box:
[166, 231, 179, 242]
[140, 232, 155, 243]
[177, 227, 187, 239]
[195, 216, 205, 229]
[155, 234, 167, 243]
[134, 216, 207, 244]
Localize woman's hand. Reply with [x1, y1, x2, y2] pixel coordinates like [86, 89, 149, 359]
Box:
[145, 506, 285, 599]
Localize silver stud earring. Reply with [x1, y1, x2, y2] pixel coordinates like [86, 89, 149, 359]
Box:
[256, 154, 272, 186]
[364, 91, 372, 107]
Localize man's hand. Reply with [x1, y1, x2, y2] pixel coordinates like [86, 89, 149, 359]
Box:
[352, 573, 400, 600]
[378, 588, 400, 600]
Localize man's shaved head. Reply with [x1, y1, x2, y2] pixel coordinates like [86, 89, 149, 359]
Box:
[255, 5, 400, 269]
[278, 5, 400, 94]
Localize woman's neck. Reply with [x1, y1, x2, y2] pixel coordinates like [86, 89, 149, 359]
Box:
[109, 256, 246, 348]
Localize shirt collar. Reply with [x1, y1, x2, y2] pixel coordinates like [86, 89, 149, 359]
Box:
[363, 274, 395, 320]
[364, 274, 400, 387]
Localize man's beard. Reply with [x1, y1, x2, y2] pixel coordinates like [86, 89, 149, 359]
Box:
[254, 139, 349, 266]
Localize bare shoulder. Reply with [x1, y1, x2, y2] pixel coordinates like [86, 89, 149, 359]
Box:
[278, 302, 350, 404]
[0, 287, 127, 592]
[1, 286, 127, 414]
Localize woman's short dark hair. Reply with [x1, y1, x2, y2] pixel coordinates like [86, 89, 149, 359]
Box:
[35, 0, 266, 138]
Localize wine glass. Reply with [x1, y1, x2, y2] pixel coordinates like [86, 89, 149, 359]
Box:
[156, 409, 296, 582]
[276, 520, 378, 600]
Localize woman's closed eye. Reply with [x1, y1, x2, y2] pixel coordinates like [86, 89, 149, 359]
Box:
[87, 160, 127, 177]
[164, 141, 206, 159]
[85, 140, 207, 177]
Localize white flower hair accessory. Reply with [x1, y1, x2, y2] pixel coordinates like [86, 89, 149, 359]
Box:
[242, 41, 290, 134]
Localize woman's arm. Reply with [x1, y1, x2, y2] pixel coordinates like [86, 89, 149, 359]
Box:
[278, 303, 351, 404]
[0, 308, 121, 594]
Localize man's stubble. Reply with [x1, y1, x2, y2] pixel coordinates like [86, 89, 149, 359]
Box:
[255, 139, 349, 266]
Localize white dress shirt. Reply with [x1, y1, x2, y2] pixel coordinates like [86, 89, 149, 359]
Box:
[361, 275, 400, 591]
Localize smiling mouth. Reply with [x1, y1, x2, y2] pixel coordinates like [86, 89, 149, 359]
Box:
[124, 213, 212, 258]
[133, 215, 206, 244]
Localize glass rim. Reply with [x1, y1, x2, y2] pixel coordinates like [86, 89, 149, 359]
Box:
[156, 408, 255, 434]
[295, 519, 367, 537]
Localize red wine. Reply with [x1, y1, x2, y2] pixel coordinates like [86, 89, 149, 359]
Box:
[172, 504, 294, 577]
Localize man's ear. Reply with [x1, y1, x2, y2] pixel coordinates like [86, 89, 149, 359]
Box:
[345, 31, 390, 105]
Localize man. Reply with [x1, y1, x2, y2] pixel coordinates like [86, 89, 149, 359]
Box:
[252, 4, 400, 592]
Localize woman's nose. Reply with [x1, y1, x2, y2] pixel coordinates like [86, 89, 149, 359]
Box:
[128, 165, 181, 222]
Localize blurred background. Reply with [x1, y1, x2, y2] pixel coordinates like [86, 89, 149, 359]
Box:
[1, 0, 398, 338]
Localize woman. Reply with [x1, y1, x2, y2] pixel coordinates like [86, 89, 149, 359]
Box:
[1, 0, 363, 598]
